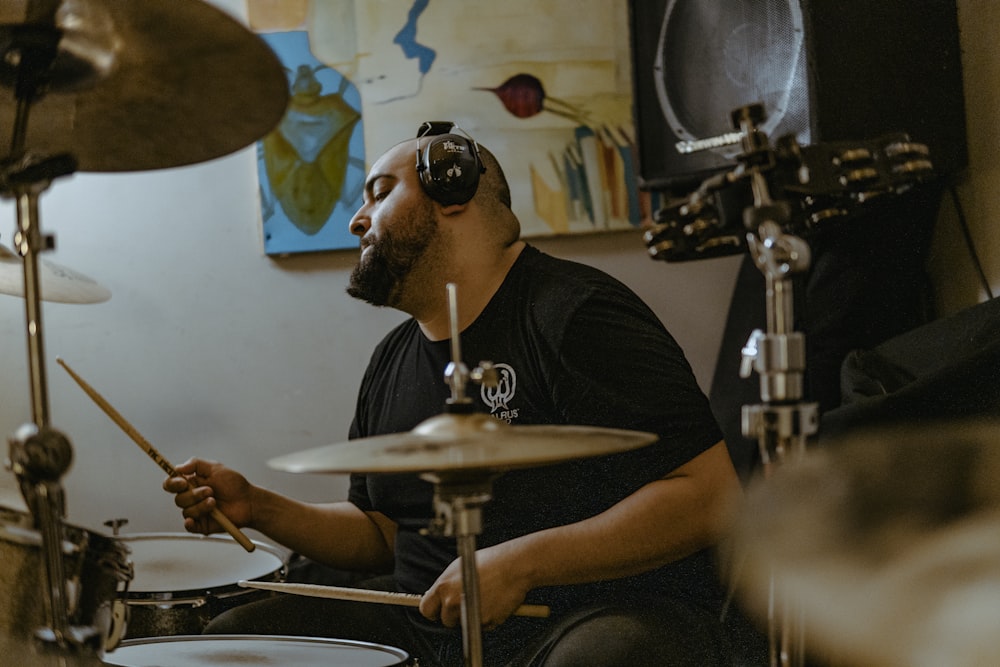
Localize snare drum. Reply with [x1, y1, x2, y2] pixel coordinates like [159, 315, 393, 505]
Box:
[118, 533, 287, 638]
[0, 504, 132, 652]
[103, 634, 413, 666]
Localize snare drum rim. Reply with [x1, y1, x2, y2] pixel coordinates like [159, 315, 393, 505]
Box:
[108, 634, 413, 664]
[118, 533, 287, 602]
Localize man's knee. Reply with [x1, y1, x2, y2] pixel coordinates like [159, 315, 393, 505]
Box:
[539, 604, 729, 667]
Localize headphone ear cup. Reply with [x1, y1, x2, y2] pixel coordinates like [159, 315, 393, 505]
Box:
[418, 134, 482, 205]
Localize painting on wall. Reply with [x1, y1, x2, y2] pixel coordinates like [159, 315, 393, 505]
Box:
[249, 0, 649, 255]
[253, 28, 366, 255]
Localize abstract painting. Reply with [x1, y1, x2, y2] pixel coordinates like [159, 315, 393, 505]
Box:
[250, 0, 645, 254]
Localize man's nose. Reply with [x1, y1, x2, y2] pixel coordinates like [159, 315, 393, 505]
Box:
[349, 207, 369, 237]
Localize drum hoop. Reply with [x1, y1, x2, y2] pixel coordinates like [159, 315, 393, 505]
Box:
[0, 504, 132, 567]
[110, 634, 412, 663]
[119, 533, 287, 600]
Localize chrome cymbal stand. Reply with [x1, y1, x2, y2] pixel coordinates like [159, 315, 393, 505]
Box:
[418, 283, 499, 667]
[419, 469, 496, 667]
[653, 103, 936, 667]
[732, 106, 818, 476]
[0, 22, 97, 653]
[730, 106, 818, 667]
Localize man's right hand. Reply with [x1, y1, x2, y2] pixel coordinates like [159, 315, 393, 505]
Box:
[162, 457, 254, 535]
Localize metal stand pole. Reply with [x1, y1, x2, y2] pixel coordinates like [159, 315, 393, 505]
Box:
[1, 28, 91, 652]
[420, 474, 495, 667]
[647, 100, 938, 667]
[732, 108, 817, 667]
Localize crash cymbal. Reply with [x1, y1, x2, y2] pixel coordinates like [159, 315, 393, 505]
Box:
[268, 412, 658, 474]
[0, 243, 109, 303]
[0, 0, 289, 172]
[726, 419, 1000, 667]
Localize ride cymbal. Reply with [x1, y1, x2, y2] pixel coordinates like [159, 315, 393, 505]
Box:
[268, 412, 658, 475]
[0, 0, 289, 172]
[726, 419, 1000, 667]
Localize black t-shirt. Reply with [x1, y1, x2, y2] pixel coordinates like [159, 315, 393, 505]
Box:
[348, 244, 725, 614]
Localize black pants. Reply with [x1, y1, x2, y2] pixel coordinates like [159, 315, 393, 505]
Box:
[202, 576, 760, 667]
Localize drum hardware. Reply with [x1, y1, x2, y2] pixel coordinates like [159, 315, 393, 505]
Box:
[269, 282, 656, 667]
[103, 518, 128, 536]
[0, 72, 110, 648]
[56, 357, 256, 552]
[646, 102, 938, 667]
[0, 504, 133, 659]
[0, 0, 289, 657]
[7, 422, 91, 649]
[733, 104, 817, 667]
[643, 110, 936, 265]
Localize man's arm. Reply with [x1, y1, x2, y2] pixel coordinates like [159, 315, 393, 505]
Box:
[248, 488, 398, 573]
[166, 458, 397, 574]
[420, 440, 741, 628]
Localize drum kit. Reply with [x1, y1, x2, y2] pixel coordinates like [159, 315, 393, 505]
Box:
[0, 0, 291, 664]
[0, 3, 654, 665]
[0, 1, 993, 666]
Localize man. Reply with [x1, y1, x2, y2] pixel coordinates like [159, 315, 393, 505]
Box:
[164, 124, 759, 666]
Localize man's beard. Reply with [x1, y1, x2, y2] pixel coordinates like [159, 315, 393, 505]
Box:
[346, 204, 438, 307]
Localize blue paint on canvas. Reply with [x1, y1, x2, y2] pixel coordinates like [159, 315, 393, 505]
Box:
[257, 31, 365, 255]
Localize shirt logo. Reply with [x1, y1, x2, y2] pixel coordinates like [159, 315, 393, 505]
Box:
[481, 363, 518, 422]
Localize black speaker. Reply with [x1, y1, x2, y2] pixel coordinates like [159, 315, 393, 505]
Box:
[415, 121, 485, 206]
[628, 0, 968, 191]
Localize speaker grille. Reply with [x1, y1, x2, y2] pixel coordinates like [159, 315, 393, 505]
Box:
[629, 0, 967, 190]
[657, 0, 809, 156]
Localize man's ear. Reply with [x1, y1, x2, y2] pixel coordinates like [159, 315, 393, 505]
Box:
[439, 202, 468, 217]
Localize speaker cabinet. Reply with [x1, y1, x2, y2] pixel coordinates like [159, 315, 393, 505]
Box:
[628, 0, 968, 191]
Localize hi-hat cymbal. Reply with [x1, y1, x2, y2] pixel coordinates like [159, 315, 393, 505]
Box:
[0, 0, 289, 172]
[268, 412, 658, 475]
[726, 419, 1000, 667]
[0, 244, 109, 303]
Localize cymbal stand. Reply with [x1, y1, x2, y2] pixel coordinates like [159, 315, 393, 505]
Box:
[418, 283, 499, 667]
[732, 106, 817, 667]
[651, 103, 937, 667]
[0, 24, 94, 653]
[420, 470, 496, 667]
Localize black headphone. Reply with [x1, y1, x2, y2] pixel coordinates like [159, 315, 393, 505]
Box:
[415, 121, 486, 206]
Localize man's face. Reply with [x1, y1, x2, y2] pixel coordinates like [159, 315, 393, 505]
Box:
[346, 143, 440, 307]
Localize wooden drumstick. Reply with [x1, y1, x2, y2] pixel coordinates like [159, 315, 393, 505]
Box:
[238, 580, 551, 618]
[56, 357, 256, 553]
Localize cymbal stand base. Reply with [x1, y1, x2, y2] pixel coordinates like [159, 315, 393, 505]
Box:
[420, 472, 496, 667]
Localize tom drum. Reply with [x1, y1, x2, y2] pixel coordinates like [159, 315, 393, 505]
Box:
[0, 504, 132, 653]
[118, 533, 287, 638]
